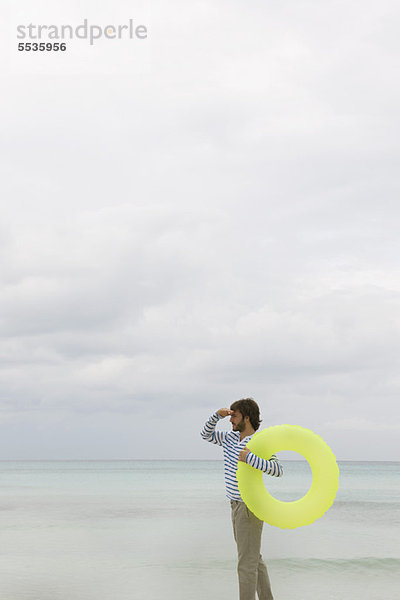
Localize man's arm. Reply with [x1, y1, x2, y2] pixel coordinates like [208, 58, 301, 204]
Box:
[239, 448, 283, 477]
[200, 408, 232, 447]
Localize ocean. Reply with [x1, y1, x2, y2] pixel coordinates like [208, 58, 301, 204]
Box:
[1, 460, 399, 600]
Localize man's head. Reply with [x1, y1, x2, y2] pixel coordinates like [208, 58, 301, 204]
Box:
[229, 397, 262, 432]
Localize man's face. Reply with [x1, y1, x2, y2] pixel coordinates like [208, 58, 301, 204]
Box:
[229, 410, 246, 432]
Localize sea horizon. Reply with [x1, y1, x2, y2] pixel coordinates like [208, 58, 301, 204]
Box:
[0, 457, 398, 462]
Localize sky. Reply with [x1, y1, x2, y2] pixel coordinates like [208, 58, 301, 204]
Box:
[1, 0, 399, 460]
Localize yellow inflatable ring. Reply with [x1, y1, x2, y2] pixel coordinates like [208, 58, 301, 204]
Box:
[236, 425, 339, 529]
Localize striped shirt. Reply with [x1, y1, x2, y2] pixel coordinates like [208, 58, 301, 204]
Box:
[201, 411, 283, 501]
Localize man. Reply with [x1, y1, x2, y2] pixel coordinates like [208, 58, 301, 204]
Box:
[200, 398, 283, 600]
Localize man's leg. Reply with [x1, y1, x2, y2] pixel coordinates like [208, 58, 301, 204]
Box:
[231, 500, 274, 600]
[257, 553, 274, 600]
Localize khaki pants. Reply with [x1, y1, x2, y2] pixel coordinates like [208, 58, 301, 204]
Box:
[230, 500, 274, 600]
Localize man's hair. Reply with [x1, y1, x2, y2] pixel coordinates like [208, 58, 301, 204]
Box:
[230, 397, 262, 431]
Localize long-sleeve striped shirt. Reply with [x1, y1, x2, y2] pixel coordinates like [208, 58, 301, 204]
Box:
[201, 411, 283, 501]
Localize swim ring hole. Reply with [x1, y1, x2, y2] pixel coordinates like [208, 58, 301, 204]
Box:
[265, 451, 312, 502]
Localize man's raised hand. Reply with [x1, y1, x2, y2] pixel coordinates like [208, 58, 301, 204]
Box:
[217, 408, 233, 418]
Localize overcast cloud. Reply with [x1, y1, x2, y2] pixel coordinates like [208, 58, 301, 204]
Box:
[1, 0, 399, 460]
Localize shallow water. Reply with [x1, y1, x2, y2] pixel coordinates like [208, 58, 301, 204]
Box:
[1, 460, 399, 599]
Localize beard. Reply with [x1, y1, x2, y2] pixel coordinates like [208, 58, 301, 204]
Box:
[233, 419, 246, 432]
